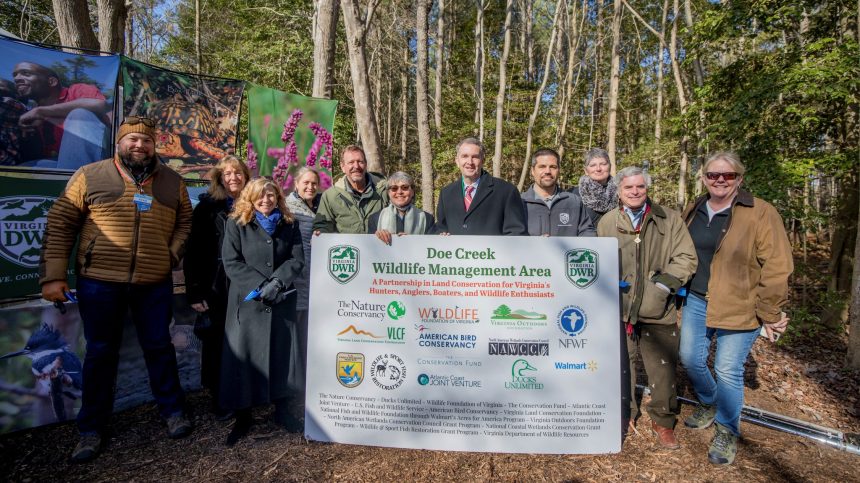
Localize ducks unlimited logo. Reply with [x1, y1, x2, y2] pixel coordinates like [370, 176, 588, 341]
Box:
[0, 196, 54, 268]
[565, 249, 598, 288]
[328, 245, 359, 284]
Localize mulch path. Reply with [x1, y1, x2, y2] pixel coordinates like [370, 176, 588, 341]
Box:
[1, 328, 858, 482]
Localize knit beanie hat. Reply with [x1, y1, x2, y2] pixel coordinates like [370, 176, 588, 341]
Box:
[116, 117, 157, 143]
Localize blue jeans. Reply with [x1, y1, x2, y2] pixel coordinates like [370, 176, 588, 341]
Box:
[679, 292, 759, 436]
[76, 277, 184, 434]
[21, 108, 108, 170]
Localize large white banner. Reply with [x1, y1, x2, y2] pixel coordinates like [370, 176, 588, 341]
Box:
[306, 235, 621, 454]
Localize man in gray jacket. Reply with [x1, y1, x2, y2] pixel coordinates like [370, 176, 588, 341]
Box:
[521, 148, 596, 237]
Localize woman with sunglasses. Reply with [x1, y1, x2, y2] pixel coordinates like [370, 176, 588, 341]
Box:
[368, 171, 435, 244]
[679, 151, 793, 465]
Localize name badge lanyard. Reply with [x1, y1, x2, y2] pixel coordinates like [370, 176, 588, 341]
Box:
[615, 204, 651, 335]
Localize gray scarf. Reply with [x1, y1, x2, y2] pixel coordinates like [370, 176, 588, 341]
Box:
[286, 191, 316, 218]
[577, 175, 618, 214]
[377, 203, 426, 234]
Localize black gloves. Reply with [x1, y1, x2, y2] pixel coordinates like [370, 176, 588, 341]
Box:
[258, 277, 286, 306]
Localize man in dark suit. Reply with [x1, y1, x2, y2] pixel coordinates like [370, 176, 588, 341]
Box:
[435, 137, 527, 235]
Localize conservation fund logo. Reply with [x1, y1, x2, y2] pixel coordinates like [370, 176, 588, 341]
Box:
[505, 359, 544, 390]
[336, 352, 365, 388]
[328, 245, 359, 284]
[566, 248, 598, 288]
[370, 353, 407, 390]
[0, 196, 53, 268]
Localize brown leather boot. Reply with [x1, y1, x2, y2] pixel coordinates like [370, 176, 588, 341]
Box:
[650, 421, 680, 449]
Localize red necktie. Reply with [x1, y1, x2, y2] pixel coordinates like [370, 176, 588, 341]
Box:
[464, 185, 475, 211]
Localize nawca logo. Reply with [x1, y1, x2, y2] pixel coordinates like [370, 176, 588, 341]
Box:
[0, 196, 54, 268]
[337, 352, 364, 388]
[328, 245, 359, 284]
[566, 249, 598, 288]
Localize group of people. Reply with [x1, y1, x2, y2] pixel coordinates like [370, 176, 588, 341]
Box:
[38, 118, 793, 467]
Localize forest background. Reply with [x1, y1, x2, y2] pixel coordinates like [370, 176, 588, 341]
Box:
[1, 0, 858, 367]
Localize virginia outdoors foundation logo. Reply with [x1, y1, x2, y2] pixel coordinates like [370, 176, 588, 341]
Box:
[337, 352, 365, 388]
[490, 304, 548, 330]
[566, 248, 598, 288]
[337, 324, 406, 344]
[505, 359, 544, 390]
[370, 353, 407, 390]
[0, 196, 53, 268]
[328, 245, 359, 284]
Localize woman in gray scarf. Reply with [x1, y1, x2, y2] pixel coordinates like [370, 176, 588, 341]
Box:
[572, 148, 618, 225]
[368, 171, 435, 244]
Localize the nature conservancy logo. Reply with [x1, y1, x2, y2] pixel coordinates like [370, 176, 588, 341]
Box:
[0, 196, 53, 268]
[505, 359, 544, 390]
[488, 338, 550, 356]
[386, 301, 406, 320]
[417, 305, 480, 325]
[328, 245, 359, 284]
[490, 304, 548, 330]
[554, 360, 598, 372]
[337, 324, 406, 344]
[370, 353, 407, 390]
[417, 373, 481, 388]
[336, 299, 403, 320]
[566, 248, 598, 288]
[337, 352, 364, 388]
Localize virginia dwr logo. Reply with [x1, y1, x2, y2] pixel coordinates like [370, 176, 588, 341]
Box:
[328, 245, 359, 284]
[0, 196, 53, 268]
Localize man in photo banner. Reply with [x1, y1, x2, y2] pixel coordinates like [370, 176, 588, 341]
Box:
[312, 145, 388, 234]
[596, 166, 697, 450]
[12, 61, 110, 170]
[521, 147, 596, 237]
[39, 117, 193, 463]
[435, 137, 527, 235]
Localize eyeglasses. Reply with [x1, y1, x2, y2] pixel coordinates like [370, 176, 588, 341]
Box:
[123, 116, 157, 127]
[705, 172, 740, 181]
[389, 185, 412, 192]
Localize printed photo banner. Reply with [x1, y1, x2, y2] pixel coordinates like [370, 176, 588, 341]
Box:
[0, 35, 119, 171]
[0, 297, 201, 434]
[0, 170, 73, 299]
[247, 84, 338, 189]
[121, 57, 244, 179]
[306, 235, 622, 454]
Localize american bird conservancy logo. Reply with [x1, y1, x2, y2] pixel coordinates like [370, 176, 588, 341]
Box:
[337, 352, 365, 388]
[0, 196, 54, 268]
[566, 249, 598, 288]
[328, 245, 359, 284]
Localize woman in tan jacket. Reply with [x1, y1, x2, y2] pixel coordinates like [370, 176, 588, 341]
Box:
[679, 152, 793, 466]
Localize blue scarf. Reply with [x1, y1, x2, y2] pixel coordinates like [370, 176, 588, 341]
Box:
[255, 208, 281, 235]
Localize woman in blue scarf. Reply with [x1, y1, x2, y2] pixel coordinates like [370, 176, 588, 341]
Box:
[220, 178, 304, 445]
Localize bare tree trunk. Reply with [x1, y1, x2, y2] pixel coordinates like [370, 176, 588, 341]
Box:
[474, 0, 486, 141]
[125, 3, 134, 56]
[518, 0, 563, 190]
[416, 0, 435, 210]
[434, 0, 445, 135]
[669, 0, 689, 208]
[524, 0, 534, 81]
[588, 0, 603, 148]
[96, 0, 128, 52]
[52, 0, 99, 50]
[682, 0, 704, 86]
[848, 173, 860, 369]
[605, 0, 622, 175]
[654, 0, 668, 154]
[341, 0, 384, 172]
[313, 0, 340, 98]
[492, 0, 514, 178]
[400, 44, 409, 169]
[194, 0, 201, 73]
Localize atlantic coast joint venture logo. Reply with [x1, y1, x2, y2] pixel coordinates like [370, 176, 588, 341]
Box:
[337, 352, 364, 388]
[328, 245, 359, 284]
[370, 353, 407, 390]
[490, 304, 547, 330]
[505, 359, 544, 390]
[0, 196, 53, 268]
[488, 338, 550, 356]
[417, 373, 482, 388]
[566, 248, 598, 288]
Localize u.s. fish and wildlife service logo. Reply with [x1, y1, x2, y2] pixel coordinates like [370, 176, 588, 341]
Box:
[0, 196, 54, 268]
[328, 245, 359, 284]
[337, 352, 365, 388]
[566, 248, 598, 288]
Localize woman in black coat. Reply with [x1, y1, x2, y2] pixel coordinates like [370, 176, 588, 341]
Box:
[183, 155, 250, 418]
[220, 178, 304, 445]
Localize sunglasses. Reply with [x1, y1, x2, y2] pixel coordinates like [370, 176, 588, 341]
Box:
[389, 185, 412, 192]
[705, 172, 740, 181]
[123, 116, 157, 127]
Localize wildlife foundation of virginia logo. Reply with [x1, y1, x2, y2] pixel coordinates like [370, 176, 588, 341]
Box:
[565, 248, 598, 288]
[0, 196, 54, 268]
[336, 352, 365, 388]
[328, 245, 359, 284]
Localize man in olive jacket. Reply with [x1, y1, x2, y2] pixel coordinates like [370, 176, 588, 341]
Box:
[312, 145, 388, 234]
[39, 117, 193, 463]
[596, 166, 697, 449]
